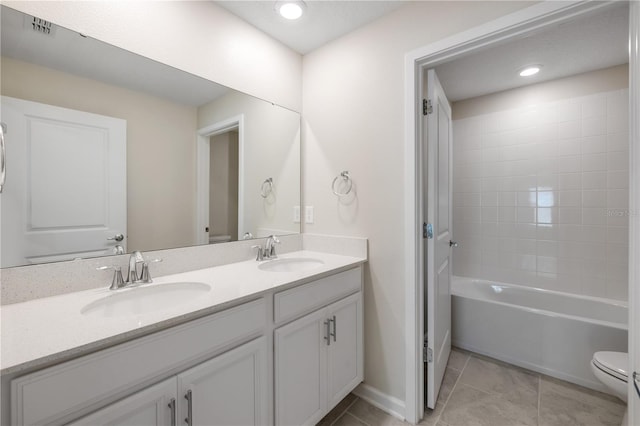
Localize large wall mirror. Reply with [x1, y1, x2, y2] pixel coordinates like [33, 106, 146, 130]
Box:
[0, 5, 301, 268]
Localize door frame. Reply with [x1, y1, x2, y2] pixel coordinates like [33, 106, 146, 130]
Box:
[403, 1, 640, 423]
[195, 114, 244, 245]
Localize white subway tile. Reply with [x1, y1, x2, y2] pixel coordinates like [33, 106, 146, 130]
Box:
[498, 191, 517, 207]
[537, 175, 558, 190]
[558, 138, 581, 156]
[537, 240, 558, 257]
[537, 256, 558, 273]
[582, 208, 607, 225]
[607, 171, 629, 189]
[482, 207, 498, 222]
[607, 151, 629, 171]
[581, 225, 607, 243]
[537, 191, 557, 207]
[558, 156, 581, 173]
[582, 117, 606, 137]
[581, 153, 607, 172]
[581, 135, 607, 154]
[536, 207, 558, 225]
[581, 95, 606, 118]
[516, 207, 536, 223]
[517, 191, 537, 207]
[582, 190, 607, 207]
[558, 120, 581, 139]
[607, 189, 629, 209]
[481, 191, 498, 207]
[558, 190, 581, 207]
[498, 206, 516, 223]
[558, 208, 582, 225]
[556, 101, 581, 122]
[558, 173, 582, 190]
[607, 132, 628, 152]
[517, 239, 537, 255]
[607, 226, 629, 244]
[582, 171, 607, 189]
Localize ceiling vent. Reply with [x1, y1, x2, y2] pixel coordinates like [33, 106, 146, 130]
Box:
[27, 16, 55, 36]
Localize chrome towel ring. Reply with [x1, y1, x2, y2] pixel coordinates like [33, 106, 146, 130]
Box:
[332, 171, 352, 196]
[261, 177, 273, 198]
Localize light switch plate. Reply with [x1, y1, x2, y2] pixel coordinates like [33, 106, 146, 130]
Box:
[293, 206, 301, 223]
[305, 206, 314, 224]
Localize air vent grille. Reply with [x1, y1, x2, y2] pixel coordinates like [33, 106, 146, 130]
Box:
[30, 16, 55, 36]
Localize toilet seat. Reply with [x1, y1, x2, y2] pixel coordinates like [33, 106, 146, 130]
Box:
[592, 351, 628, 383]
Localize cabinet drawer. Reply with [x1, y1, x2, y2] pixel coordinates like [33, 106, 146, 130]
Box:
[11, 299, 266, 426]
[274, 267, 361, 324]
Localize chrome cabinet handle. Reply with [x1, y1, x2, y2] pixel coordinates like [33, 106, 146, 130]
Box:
[0, 122, 6, 193]
[107, 233, 124, 242]
[330, 315, 337, 342]
[324, 319, 331, 346]
[184, 390, 192, 425]
[168, 398, 176, 426]
[449, 241, 458, 247]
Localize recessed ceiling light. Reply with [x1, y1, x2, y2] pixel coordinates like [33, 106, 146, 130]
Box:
[519, 66, 541, 77]
[275, 1, 306, 20]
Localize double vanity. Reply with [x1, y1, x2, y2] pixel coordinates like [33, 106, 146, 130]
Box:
[1, 240, 367, 426]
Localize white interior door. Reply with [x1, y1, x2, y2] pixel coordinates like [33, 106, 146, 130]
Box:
[423, 69, 453, 409]
[0, 96, 126, 266]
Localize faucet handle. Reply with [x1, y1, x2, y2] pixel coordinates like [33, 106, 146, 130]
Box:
[251, 245, 264, 261]
[97, 266, 125, 290]
[140, 258, 162, 283]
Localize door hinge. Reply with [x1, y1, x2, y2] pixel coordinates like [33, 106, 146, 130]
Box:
[423, 346, 433, 363]
[423, 222, 433, 239]
[423, 99, 433, 115]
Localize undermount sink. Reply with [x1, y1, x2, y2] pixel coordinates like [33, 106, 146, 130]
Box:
[81, 282, 211, 317]
[258, 257, 324, 272]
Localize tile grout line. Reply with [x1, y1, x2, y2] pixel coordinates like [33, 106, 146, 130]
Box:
[436, 353, 472, 424]
[329, 396, 363, 426]
[344, 411, 372, 426]
[537, 375, 542, 426]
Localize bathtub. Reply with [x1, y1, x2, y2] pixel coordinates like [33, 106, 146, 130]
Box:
[451, 276, 628, 393]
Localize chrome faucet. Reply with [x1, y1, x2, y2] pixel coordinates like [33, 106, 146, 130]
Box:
[251, 235, 281, 261]
[265, 235, 281, 259]
[127, 251, 145, 284]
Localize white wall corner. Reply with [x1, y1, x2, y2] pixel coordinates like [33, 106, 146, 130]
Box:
[352, 383, 406, 422]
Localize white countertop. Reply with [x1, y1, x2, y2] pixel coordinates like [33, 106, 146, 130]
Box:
[1, 250, 365, 375]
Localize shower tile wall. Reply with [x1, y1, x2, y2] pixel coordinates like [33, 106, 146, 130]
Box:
[452, 88, 629, 300]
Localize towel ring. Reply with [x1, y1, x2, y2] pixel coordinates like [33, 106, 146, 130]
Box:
[261, 178, 273, 198]
[332, 171, 352, 196]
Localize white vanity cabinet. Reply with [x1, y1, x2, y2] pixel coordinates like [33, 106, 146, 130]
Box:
[67, 378, 177, 426]
[68, 337, 268, 426]
[10, 300, 267, 426]
[274, 268, 363, 426]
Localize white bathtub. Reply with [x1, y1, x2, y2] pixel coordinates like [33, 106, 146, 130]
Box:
[451, 276, 628, 393]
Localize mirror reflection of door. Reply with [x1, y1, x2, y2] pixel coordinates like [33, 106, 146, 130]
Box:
[0, 96, 127, 267]
[209, 130, 239, 244]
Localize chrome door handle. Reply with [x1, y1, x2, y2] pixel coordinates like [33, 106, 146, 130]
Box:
[330, 315, 337, 342]
[168, 398, 176, 426]
[107, 233, 124, 242]
[449, 241, 458, 247]
[184, 390, 193, 425]
[0, 122, 6, 193]
[324, 319, 331, 346]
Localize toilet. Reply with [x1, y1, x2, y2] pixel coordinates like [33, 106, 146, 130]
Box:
[591, 351, 628, 424]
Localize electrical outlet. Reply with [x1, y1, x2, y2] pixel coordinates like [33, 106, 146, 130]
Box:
[293, 206, 301, 223]
[305, 206, 314, 224]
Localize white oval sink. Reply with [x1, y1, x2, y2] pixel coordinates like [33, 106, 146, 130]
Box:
[258, 257, 324, 273]
[81, 282, 210, 317]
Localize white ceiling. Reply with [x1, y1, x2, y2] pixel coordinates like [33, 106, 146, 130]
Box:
[435, 3, 629, 102]
[214, 0, 406, 55]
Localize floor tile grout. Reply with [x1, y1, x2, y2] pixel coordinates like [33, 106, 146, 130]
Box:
[329, 396, 362, 426]
[344, 411, 372, 426]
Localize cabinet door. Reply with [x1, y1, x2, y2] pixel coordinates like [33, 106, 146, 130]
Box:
[327, 292, 363, 410]
[67, 378, 176, 426]
[275, 307, 328, 426]
[177, 337, 268, 426]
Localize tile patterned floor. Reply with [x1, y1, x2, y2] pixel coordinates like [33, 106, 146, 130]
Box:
[317, 348, 626, 426]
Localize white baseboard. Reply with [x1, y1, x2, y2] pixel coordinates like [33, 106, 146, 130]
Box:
[352, 383, 406, 421]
